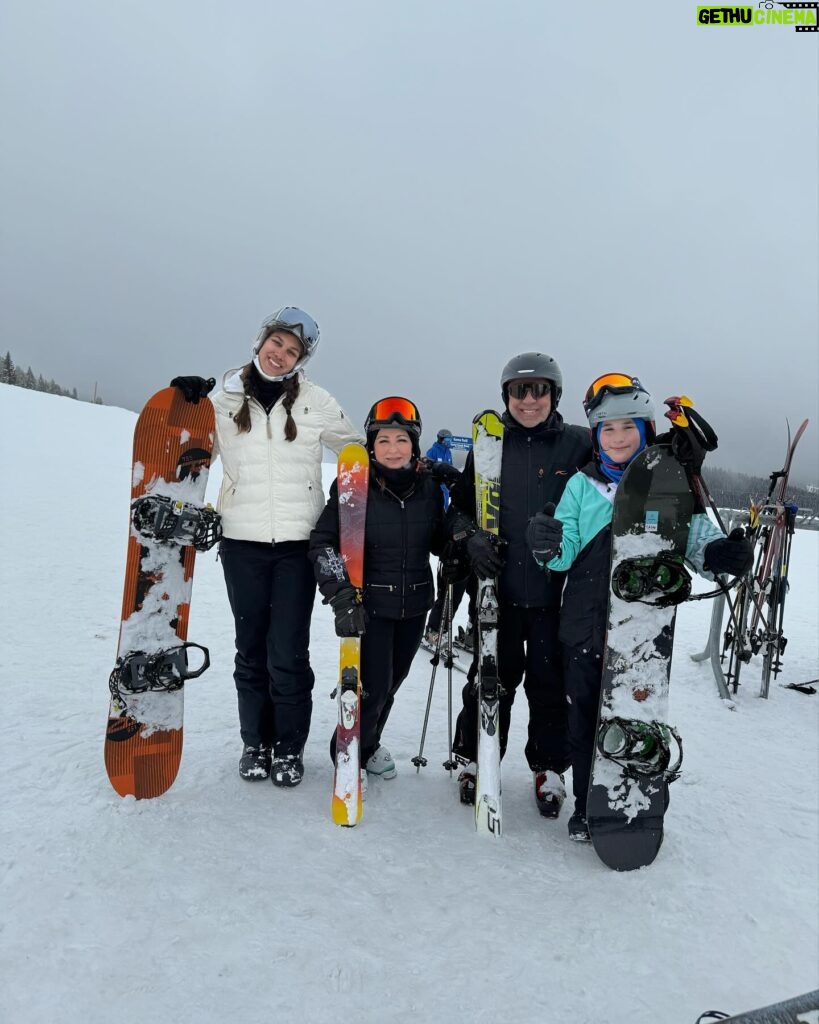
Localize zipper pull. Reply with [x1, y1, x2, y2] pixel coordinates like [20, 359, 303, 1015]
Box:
[266, 417, 272, 440]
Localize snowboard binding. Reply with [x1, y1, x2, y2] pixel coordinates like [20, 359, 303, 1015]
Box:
[612, 554, 692, 607]
[597, 717, 683, 782]
[109, 642, 211, 708]
[131, 495, 222, 551]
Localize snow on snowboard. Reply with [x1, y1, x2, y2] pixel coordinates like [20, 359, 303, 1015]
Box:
[588, 444, 695, 870]
[105, 387, 218, 799]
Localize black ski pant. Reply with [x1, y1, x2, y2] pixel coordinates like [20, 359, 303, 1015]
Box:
[220, 538, 316, 757]
[452, 602, 569, 773]
[330, 614, 426, 767]
[563, 644, 603, 818]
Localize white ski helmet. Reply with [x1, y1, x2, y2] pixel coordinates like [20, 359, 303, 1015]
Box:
[583, 373, 656, 428]
[253, 306, 321, 379]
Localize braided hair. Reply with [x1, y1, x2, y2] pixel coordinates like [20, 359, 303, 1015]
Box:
[232, 363, 301, 441]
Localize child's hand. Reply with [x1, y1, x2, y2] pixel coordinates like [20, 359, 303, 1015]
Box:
[526, 503, 563, 565]
[703, 528, 754, 577]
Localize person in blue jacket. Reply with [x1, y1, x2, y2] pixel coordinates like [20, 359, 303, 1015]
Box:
[526, 373, 753, 842]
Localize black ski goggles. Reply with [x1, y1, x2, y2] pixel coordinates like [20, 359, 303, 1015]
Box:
[583, 373, 648, 416]
[506, 380, 551, 400]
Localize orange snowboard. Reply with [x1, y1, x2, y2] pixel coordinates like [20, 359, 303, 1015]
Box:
[104, 387, 215, 799]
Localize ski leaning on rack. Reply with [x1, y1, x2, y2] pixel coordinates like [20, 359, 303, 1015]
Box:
[105, 387, 219, 799]
[587, 445, 695, 870]
[472, 410, 504, 837]
[331, 443, 369, 827]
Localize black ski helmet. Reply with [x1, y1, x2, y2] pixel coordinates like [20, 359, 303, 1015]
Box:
[500, 353, 563, 407]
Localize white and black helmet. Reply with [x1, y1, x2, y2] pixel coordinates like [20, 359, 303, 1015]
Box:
[500, 352, 563, 407]
[583, 373, 655, 428]
[253, 306, 321, 379]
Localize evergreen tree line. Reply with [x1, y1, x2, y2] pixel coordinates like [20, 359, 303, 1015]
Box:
[705, 463, 818, 526]
[0, 351, 103, 404]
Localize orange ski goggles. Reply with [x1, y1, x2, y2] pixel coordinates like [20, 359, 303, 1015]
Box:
[365, 396, 422, 435]
[583, 373, 648, 416]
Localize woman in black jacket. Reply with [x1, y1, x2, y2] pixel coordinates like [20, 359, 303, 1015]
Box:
[309, 397, 450, 791]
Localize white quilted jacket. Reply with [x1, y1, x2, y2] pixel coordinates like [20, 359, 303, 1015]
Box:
[212, 371, 362, 543]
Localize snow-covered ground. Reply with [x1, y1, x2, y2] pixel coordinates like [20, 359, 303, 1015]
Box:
[1, 384, 817, 1024]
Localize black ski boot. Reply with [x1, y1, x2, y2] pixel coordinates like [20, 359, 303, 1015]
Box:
[458, 762, 477, 805]
[568, 812, 591, 843]
[271, 754, 305, 788]
[533, 770, 566, 818]
[239, 745, 272, 781]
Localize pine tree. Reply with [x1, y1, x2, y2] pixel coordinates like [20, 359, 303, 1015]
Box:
[1, 352, 15, 385]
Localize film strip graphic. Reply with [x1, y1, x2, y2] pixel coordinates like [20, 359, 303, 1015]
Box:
[777, 2, 819, 32]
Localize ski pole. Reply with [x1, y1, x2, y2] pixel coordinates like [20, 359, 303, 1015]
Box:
[442, 581, 459, 774]
[412, 584, 450, 771]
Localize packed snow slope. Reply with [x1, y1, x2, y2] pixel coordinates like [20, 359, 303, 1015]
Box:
[1, 384, 817, 1024]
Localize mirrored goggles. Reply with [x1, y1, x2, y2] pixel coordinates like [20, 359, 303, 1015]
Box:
[262, 307, 320, 350]
[365, 396, 422, 433]
[583, 373, 648, 416]
[507, 380, 551, 400]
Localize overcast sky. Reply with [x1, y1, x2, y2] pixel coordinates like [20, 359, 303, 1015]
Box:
[1, 1, 817, 482]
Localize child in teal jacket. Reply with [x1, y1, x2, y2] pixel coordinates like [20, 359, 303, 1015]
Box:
[526, 374, 753, 842]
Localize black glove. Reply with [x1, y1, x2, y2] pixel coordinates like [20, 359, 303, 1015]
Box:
[663, 399, 718, 474]
[465, 530, 506, 580]
[170, 376, 216, 404]
[703, 528, 754, 577]
[423, 459, 461, 487]
[329, 588, 367, 637]
[526, 505, 563, 565]
[669, 427, 707, 474]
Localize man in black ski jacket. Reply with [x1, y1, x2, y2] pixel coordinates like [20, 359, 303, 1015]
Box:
[448, 353, 592, 817]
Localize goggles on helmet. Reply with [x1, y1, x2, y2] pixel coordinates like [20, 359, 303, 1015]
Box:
[583, 373, 649, 417]
[258, 307, 320, 352]
[365, 396, 422, 436]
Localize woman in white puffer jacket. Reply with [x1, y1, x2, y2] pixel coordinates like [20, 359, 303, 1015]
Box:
[173, 307, 361, 789]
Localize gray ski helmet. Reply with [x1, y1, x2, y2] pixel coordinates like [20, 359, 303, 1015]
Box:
[437, 428, 453, 440]
[583, 374, 655, 428]
[253, 306, 321, 379]
[500, 353, 563, 407]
